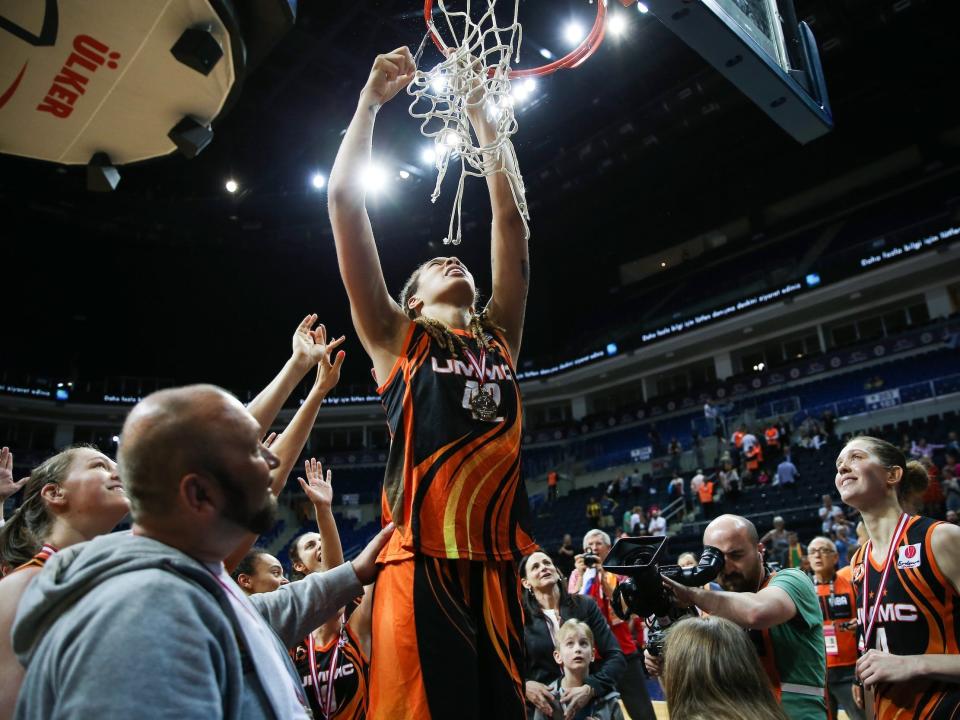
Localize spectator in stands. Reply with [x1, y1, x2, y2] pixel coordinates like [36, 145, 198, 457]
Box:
[649, 427, 664, 457]
[667, 472, 684, 501]
[761, 516, 791, 567]
[11, 384, 392, 719]
[547, 470, 559, 505]
[0, 446, 131, 718]
[704, 400, 719, 436]
[821, 410, 836, 440]
[567, 532, 657, 720]
[621, 506, 634, 534]
[690, 469, 705, 517]
[731, 426, 746, 468]
[520, 550, 627, 720]
[946, 451, 959, 481]
[648, 508, 667, 536]
[765, 423, 782, 465]
[742, 429, 760, 455]
[599, 492, 618, 530]
[618, 472, 630, 500]
[835, 437, 960, 718]
[807, 536, 864, 720]
[556, 534, 576, 578]
[532, 619, 625, 720]
[586, 497, 601, 526]
[757, 468, 771, 486]
[910, 437, 944, 461]
[944, 466, 960, 515]
[718, 461, 739, 502]
[898, 433, 913, 458]
[668, 437, 682, 473]
[744, 443, 764, 485]
[232, 548, 289, 595]
[630, 507, 645, 536]
[649, 515, 827, 720]
[776, 454, 800, 489]
[834, 525, 852, 568]
[698, 474, 717, 519]
[786, 532, 805, 569]
[921, 457, 946, 517]
[947, 432, 960, 455]
[660, 616, 790, 720]
[778, 417, 792, 449]
[819, 495, 844, 535]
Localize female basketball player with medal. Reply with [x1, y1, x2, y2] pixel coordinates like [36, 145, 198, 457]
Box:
[327, 47, 537, 720]
[835, 436, 960, 719]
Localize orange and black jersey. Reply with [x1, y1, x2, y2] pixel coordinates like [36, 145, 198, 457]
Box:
[850, 515, 960, 720]
[377, 322, 536, 562]
[11, 543, 58, 574]
[293, 622, 369, 720]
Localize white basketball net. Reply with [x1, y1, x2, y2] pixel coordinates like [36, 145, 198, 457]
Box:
[407, 0, 530, 246]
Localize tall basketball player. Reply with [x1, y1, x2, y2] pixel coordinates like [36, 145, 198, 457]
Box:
[327, 47, 536, 720]
[836, 436, 960, 719]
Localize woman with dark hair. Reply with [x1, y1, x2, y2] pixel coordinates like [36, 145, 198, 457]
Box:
[836, 436, 960, 718]
[661, 615, 789, 720]
[0, 446, 130, 720]
[519, 550, 625, 719]
[328, 47, 535, 720]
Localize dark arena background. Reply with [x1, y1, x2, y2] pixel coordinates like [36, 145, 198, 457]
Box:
[2, 1, 960, 718]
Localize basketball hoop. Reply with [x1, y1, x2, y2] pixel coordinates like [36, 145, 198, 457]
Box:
[409, 1, 606, 245]
[423, 0, 607, 79]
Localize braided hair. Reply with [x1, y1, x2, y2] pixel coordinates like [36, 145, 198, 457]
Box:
[398, 261, 503, 356]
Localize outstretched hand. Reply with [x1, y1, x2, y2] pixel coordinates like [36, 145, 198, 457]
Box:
[298, 458, 333, 508]
[0, 447, 28, 501]
[361, 47, 417, 108]
[292, 314, 346, 372]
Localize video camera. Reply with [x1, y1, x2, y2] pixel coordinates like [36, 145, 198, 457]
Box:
[603, 536, 724, 656]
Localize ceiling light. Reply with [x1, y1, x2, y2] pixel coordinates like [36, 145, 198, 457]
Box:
[398, 170, 410, 179]
[608, 14, 628, 35]
[362, 163, 388, 192]
[564, 22, 585, 46]
[421, 146, 436, 164]
[540, 48, 553, 59]
[225, 179, 238, 193]
[311, 173, 325, 189]
[637, 2, 650, 13]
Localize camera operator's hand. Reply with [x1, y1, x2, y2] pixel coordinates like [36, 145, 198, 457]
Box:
[561, 685, 594, 720]
[644, 649, 663, 678]
[525, 680, 555, 716]
[661, 574, 701, 610]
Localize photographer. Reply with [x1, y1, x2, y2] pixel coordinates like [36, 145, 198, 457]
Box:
[571, 530, 657, 720]
[646, 515, 827, 720]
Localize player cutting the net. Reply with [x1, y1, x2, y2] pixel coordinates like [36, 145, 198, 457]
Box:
[327, 46, 536, 720]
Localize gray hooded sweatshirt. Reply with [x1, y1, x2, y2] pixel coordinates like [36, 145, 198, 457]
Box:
[12, 532, 363, 719]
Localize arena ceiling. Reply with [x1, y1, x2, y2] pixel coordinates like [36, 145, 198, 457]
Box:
[2, 0, 958, 392]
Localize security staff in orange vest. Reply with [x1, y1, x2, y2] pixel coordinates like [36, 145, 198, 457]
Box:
[808, 536, 864, 720]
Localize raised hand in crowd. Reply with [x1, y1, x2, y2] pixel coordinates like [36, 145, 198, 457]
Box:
[0, 448, 28, 520]
[298, 458, 333, 509]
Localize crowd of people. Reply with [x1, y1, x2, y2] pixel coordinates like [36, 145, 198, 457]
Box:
[1, 45, 960, 720]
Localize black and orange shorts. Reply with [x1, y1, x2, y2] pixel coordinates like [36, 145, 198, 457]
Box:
[368, 554, 527, 720]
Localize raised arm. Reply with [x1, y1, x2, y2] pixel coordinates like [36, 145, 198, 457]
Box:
[266, 330, 345, 496]
[299, 458, 347, 644]
[328, 49, 415, 379]
[465, 90, 529, 364]
[246, 314, 335, 435]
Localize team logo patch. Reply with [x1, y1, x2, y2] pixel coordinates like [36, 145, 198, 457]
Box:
[897, 543, 922, 569]
[852, 563, 865, 582]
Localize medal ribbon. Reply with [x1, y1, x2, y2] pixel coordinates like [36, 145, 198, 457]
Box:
[462, 345, 487, 387]
[307, 617, 345, 719]
[861, 512, 909, 651]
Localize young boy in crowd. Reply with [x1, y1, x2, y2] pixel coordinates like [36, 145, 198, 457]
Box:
[534, 619, 624, 720]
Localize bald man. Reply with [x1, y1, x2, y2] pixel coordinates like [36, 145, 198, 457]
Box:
[649, 514, 827, 720]
[12, 385, 393, 720]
